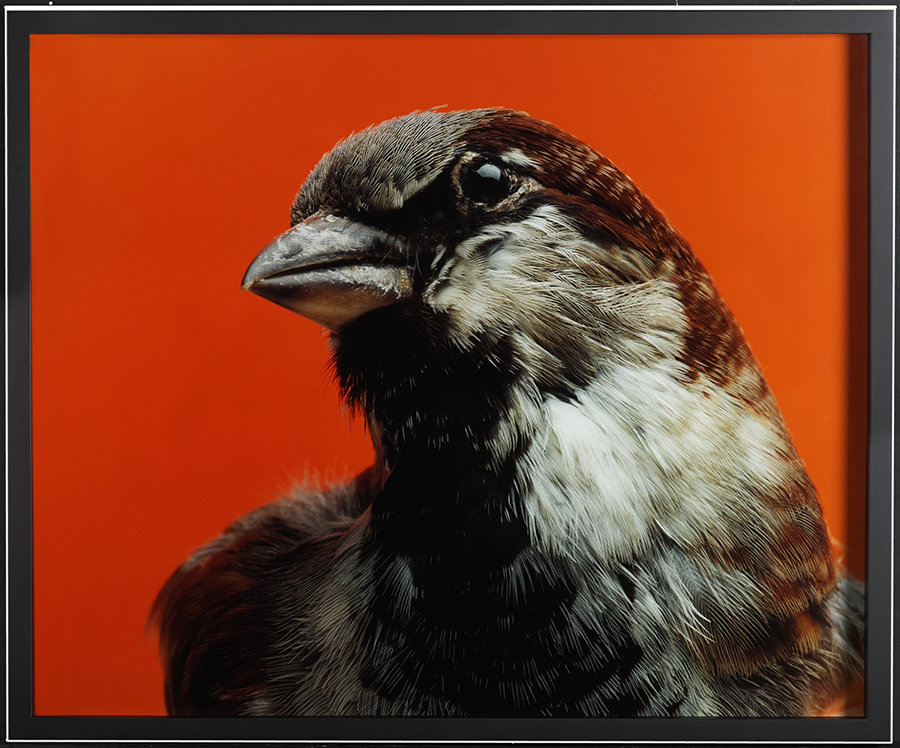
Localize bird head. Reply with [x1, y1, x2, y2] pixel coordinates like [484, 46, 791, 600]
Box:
[242, 109, 762, 437]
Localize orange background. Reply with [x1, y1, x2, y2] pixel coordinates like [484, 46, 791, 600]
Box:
[30, 34, 867, 716]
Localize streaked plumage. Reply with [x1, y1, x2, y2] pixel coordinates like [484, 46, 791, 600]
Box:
[152, 109, 864, 717]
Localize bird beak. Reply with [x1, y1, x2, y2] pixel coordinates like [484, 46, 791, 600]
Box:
[241, 214, 414, 332]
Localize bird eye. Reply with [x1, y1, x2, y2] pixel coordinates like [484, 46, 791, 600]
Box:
[459, 159, 512, 206]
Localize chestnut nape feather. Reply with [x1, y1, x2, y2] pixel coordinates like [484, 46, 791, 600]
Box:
[152, 108, 864, 718]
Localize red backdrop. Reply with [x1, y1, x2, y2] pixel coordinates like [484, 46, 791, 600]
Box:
[30, 33, 867, 716]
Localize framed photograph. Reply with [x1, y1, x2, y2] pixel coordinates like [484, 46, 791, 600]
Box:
[6, 5, 894, 744]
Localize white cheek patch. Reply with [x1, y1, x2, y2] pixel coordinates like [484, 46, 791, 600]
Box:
[424, 203, 674, 355]
[426, 231, 538, 343]
[425, 205, 600, 343]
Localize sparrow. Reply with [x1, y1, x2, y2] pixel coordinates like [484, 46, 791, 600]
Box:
[152, 108, 864, 717]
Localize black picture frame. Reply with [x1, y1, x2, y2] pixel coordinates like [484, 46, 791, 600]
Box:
[5, 4, 895, 745]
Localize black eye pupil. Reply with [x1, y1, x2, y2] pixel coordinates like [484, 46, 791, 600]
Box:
[460, 159, 512, 206]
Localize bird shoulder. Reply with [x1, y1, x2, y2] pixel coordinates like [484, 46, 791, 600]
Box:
[150, 468, 378, 714]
